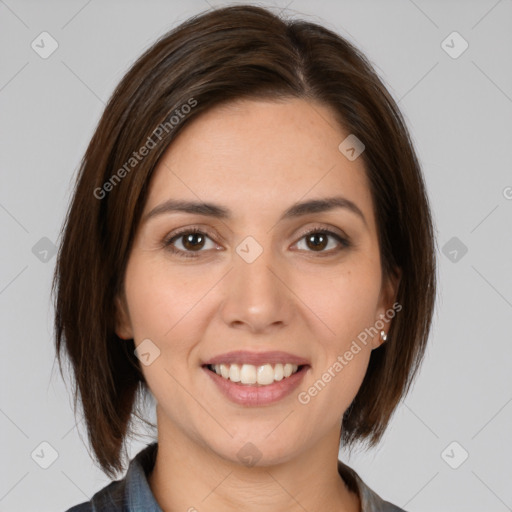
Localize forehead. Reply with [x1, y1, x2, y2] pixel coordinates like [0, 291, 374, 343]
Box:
[144, 98, 374, 227]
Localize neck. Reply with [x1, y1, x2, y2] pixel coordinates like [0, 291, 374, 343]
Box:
[147, 408, 360, 512]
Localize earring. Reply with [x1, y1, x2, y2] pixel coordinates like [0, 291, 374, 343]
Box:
[380, 330, 387, 342]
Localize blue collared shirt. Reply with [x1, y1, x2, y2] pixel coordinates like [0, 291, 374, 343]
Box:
[66, 443, 406, 512]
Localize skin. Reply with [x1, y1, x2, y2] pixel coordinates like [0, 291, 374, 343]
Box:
[115, 98, 400, 512]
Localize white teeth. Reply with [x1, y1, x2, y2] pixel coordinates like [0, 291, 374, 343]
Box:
[274, 363, 284, 381]
[240, 364, 257, 384]
[228, 364, 241, 382]
[220, 364, 229, 379]
[209, 363, 300, 385]
[257, 364, 274, 385]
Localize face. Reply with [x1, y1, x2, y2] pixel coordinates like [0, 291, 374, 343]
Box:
[115, 98, 399, 465]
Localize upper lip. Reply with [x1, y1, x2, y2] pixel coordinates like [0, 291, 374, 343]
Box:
[202, 350, 310, 367]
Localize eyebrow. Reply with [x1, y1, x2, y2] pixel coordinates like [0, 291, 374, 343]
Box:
[142, 195, 367, 227]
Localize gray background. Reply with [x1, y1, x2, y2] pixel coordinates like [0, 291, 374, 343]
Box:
[1, 0, 511, 510]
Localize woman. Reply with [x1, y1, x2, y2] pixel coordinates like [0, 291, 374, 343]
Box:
[54, 4, 436, 511]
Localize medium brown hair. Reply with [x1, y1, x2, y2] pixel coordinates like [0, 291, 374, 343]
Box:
[53, 4, 437, 478]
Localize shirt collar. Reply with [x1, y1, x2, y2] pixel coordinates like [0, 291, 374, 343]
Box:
[123, 442, 162, 511]
[121, 443, 404, 512]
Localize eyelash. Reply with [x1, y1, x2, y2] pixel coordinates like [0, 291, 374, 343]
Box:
[163, 226, 351, 259]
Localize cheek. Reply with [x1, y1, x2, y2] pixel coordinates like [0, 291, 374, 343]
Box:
[292, 260, 380, 409]
[123, 256, 208, 404]
[295, 262, 382, 346]
[124, 254, 206, 341]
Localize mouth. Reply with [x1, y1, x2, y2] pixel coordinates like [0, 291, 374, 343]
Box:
[201, 352, 311, 406]
[203, 362, 308, 386]
[201, 350, 310, 386]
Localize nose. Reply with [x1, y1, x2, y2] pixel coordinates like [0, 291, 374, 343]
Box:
[219, 244, 293, 334]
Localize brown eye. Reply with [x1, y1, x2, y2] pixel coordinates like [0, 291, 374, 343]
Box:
[181, 232, 206, 251]
[295, 228, 350, 254]
[305, 232, 329, 251]
[164, 228, 217, 258]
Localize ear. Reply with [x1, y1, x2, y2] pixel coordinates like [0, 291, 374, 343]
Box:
[372, 266, 402, 349]
[114, 292, 134, 340]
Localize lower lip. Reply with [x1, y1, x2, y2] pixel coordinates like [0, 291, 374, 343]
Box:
[203, 365, 309, 406]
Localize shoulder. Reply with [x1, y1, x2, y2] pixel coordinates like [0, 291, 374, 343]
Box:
[64, 479, 125, 511]
[65, 504, 91, 512]
[64, 443, 159, 512]
[337, 460, 407, 512]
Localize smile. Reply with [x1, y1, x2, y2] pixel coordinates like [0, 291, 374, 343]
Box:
[202, 363, 310, 406]
[207, 362, 302, 386]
